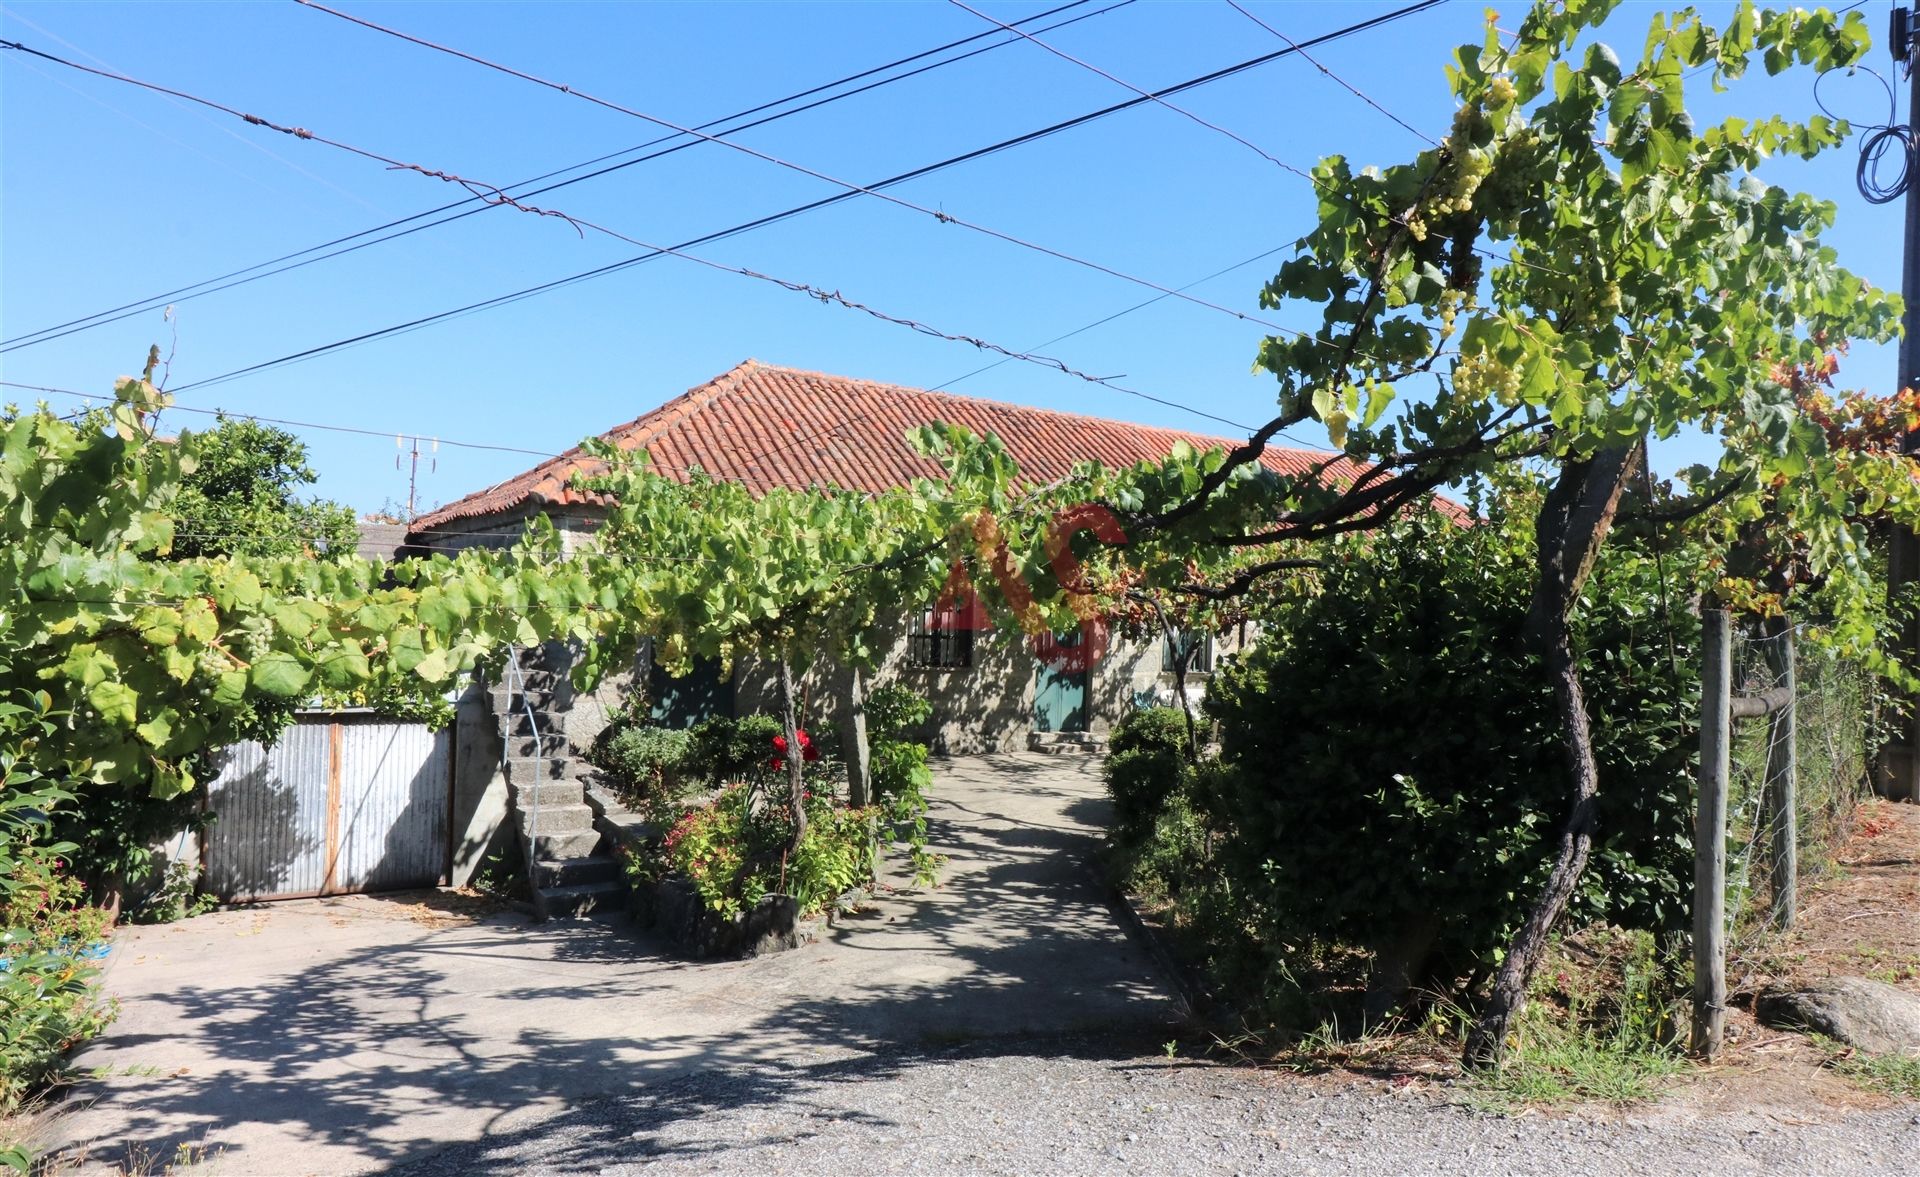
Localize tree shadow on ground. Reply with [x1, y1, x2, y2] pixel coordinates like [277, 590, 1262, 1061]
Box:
[48, 757, 1174, 1174]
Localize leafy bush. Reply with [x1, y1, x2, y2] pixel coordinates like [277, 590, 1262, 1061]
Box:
[1110, 706, 1189, 756]
[684, 714, 784, 785]
[867, 685, 939, 885]
[866, 683, 933, 742]
[588, 722, 694, 804]
[647, 784, 877, 919]
[0, 672, 116, 1117]
[1146, 504, 1696, 1020]
[1, 838, 116, 1114]
[1104, 707, 1190, 845]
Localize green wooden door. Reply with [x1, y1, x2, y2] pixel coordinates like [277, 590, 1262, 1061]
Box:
[1032, 632, 1089, 733]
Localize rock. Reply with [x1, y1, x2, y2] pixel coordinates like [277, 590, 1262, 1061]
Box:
[742, 893, 806, 957]
[1757, 977, 1920, 1056]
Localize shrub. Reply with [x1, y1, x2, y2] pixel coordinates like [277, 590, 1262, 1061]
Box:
[685, 714, 784, 785]
[866, 685, 939, 885]
[1169, 503, 1697, 1020]
[589, 722, 694, 804]
[1, 840, 116, 1115]
[866, 683, 933, 742]
[1104, 707, 1190, 845]
[647, 783, 878, 919]
[1109, 706, 1190, 757]
[0, 683, 116, 1116]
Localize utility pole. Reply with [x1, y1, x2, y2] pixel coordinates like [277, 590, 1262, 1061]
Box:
[397, 435, 438, 522]
[1879, 2, 1920, 802]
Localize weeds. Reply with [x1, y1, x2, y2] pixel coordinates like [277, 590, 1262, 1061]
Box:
[1817, 1038, 1920, 1099]
[1462, 928, 1690, 1110]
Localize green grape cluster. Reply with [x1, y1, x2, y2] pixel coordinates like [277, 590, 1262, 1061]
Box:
[1451, 351, 1524, 407]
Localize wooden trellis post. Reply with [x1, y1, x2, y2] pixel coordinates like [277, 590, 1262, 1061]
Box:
[1694, 609, 1732, 1059]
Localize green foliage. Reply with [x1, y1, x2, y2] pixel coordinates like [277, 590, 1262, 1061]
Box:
[646, 783, 878, 919]
[1227, 0, 1911, 669]
[684, 714, 783, 786]
[1104, 707, 1190, 847]
[0, 629, 115, 1116]
[166, 415, 358, 562]
[588, 721, 694, 805]
[1, 377, 626, 807]
[866, 684, 940, 886]
[129, 858, 217, 925]
[1464, 930, 1687, 1108]
[1819, 1038, 1920, 1099]
[865, 682, 932, 741]
[1142, 500, 1697, 1013]
[49, 784, 203, 908]
[0, 839, 116, 1116]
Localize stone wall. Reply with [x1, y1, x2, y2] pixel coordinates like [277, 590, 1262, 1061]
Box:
[728, 614, 1230, 754]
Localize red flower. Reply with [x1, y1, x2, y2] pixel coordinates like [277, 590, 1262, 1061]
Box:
[770, 729, 821, 769]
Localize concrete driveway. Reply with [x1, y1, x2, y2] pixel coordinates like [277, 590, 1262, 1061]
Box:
[47, 754, 1173, 1174]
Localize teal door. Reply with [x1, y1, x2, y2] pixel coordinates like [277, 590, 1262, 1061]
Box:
[1032, 632, 1089, 733]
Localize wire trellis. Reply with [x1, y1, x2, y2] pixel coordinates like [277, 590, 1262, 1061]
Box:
[1723, 623, 1879, 943]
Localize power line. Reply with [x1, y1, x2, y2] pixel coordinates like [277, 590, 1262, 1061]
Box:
[946, 0, 1325, 183]
[0, 380, 559, 457]
[17, 0, 1443, 405]
[952, 0, 1579, 286]
[1221, 0, 1437, 146]
[934, 246, 1286, 394]
[0, 27, 1404, 410]
[0, 0, 1126, 352]
[290, 0, 1434, 343]
[0, 37, 1251, 404]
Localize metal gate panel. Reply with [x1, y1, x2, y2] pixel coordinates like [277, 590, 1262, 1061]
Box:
[203, 715, 451, 902]
[204, 723, 332, 901]
[333, 718, 451, 892]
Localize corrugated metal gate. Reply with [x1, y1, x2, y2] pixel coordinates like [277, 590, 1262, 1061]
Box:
[203, 713, 454, 901]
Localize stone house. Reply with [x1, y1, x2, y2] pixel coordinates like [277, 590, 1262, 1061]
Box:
[409, 358, 1358, 756]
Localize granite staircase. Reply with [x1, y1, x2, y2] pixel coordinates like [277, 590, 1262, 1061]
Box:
[494, 654, 626, 918]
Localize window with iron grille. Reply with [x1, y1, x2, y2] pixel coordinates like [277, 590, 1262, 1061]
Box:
[908, 608, 974, 669]
[1163, 629, 1214, 674]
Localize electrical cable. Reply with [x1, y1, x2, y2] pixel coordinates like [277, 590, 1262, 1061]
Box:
[284, 0, 1447, 339]
[23, 0, 1444, 403]
[0, 379, 560, 457]
[0, 0, 1125, 351]
[1814, 62, 1912, 203]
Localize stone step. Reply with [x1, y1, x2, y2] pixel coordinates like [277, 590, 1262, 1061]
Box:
[539, 879, 626, 918]
[535, 855, 622, 889]
[504, 755, 577, 783]
[501, 711, 554, 737]
[516, 779, 584, 808]
[489, 688, 560, 715]
[519, 803, 596, 835]
[527, 827, 604, 860]
[504, 732, 565, 758]
[1028, 731, 1107, 755]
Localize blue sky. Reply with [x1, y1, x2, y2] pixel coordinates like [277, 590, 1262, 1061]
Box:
[0, 0, 1906, 516]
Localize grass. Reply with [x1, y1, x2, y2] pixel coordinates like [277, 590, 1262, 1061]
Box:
[1457, 927, 1692, 1111]
[1817, 1037, 1920, 1100]
[1464, 1032, 1688, 1110]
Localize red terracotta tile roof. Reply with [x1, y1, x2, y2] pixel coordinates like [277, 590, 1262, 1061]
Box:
[411, 359, 1381, 531]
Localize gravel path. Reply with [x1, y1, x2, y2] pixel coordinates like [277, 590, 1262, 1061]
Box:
[390, 1036, 1920, 1176]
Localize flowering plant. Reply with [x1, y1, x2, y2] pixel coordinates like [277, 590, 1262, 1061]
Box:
[768, 729, 820, 770]
[632, 782, 876, 920]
